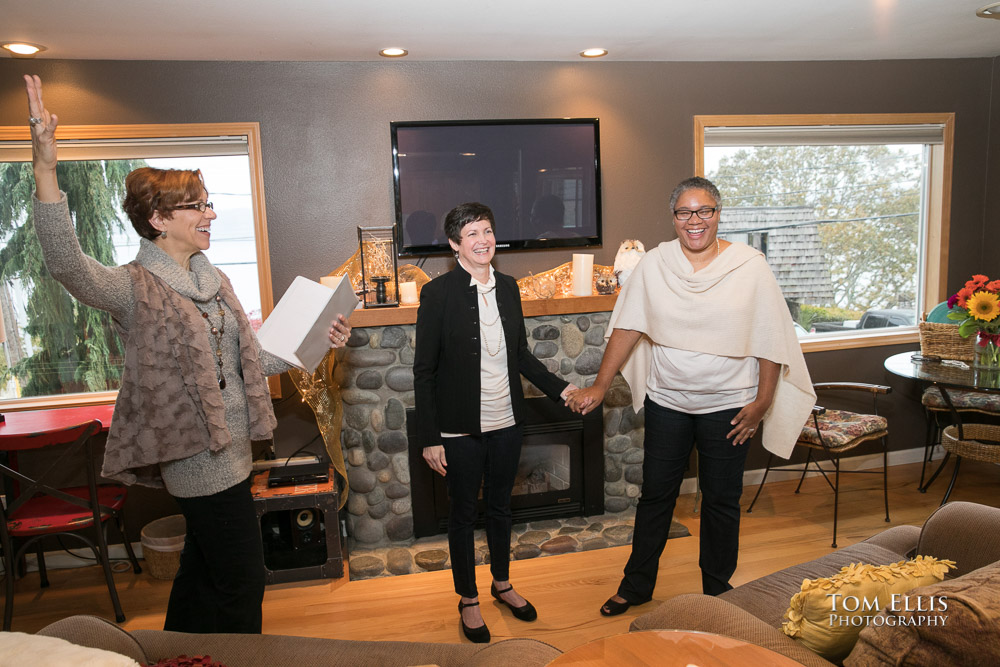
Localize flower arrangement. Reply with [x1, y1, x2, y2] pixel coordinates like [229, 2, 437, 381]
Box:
[947, 274, 1000, 367]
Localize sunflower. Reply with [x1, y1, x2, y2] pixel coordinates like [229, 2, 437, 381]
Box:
[967, 290, 1000, 322]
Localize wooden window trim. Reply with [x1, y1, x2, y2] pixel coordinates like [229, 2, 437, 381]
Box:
[694, 113, 954, 354]
[0, 122, 276, 410]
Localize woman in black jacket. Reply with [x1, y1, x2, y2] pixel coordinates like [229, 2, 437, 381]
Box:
[414, 202, 576, 643]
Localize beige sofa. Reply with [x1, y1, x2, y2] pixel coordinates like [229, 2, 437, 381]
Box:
[630, 501, 1000, 666]
[36, 614, 561, 667]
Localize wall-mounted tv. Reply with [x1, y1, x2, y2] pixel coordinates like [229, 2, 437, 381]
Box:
[391, 118, 602, 256]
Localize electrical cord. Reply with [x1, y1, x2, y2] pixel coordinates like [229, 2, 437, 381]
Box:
[280, 434, 324, 467]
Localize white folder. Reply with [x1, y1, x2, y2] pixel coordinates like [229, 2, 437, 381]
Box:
[257, 276, 359, 373]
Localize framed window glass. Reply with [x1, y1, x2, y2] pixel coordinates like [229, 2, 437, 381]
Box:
[0, 123, 274, 409]
[695, 114, 954, 352]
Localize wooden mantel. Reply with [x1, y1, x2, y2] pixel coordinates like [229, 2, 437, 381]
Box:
[348, 293, 619, 328]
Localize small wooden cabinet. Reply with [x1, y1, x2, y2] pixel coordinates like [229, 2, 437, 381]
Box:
[251, 469, 346, 584]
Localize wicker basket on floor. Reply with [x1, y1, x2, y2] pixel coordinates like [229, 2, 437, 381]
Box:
[919, 321, 975, 361]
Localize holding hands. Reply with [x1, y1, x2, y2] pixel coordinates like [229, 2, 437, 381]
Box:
[565, 384, 604, 415]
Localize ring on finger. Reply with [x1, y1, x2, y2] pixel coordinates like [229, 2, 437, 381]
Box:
[29, 116, 43, 126]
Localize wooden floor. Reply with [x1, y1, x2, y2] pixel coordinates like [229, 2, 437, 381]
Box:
[7, 459, 1000, 651]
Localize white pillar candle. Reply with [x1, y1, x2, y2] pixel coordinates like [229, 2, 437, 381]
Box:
[572, 254, 594, 297]
[399, 281, 419, 305]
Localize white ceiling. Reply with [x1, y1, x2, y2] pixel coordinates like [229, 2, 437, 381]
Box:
[3, 1, 999, 62]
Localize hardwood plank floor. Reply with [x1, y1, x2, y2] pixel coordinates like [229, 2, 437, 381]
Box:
[7, 459, 1000, 652]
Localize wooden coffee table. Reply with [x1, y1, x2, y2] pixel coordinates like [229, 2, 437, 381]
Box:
[547, 630, 802, 666]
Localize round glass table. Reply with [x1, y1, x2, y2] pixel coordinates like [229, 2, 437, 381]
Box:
[884, 351, 1000, 393]
[884, 351, 1000, 498]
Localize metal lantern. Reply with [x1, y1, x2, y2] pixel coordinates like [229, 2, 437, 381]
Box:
[357, 225, 400, 308]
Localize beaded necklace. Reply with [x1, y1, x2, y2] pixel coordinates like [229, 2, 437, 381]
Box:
[477, 282, 503, 357]
[201, 293, 226, 389]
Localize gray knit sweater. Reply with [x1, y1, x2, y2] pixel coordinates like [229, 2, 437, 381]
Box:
[32, 194, 289, 497]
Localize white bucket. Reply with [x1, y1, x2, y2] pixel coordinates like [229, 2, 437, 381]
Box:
[140, 514, 186, 580]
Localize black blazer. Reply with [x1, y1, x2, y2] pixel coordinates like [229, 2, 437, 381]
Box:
[413, 263, 569, 447]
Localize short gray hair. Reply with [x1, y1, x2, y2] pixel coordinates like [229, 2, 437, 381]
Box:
[669, 176, 722, 212]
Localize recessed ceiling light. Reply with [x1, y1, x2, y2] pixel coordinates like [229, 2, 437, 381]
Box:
[580, 48, 608, 58]
[977, 2, 1000, 18]
[2, 42, 47, 58]
[379, 47, 408, 58]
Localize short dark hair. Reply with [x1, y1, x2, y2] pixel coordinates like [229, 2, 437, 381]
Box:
[669, 176, 722, 212]
[122, 167, 206, 240]
[444, 202, 496, 245]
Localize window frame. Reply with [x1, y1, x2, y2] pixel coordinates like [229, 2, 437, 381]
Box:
[694, 113, 955, 353]
[0, 122, 276, 410]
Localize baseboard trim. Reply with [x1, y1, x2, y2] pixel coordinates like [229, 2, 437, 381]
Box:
[18, 543, 145, 573]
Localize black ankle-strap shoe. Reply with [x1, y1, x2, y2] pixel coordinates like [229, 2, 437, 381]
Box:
[458, 600, 491, 643]
[491, 582, 538, 622]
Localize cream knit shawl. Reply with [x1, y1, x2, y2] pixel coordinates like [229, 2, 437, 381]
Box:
[609, 240, 815, 459]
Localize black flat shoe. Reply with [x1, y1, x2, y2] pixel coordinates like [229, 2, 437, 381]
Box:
[491, 582, 538, 622]
[458, 600, 491, 643]
[600, 596, 632, 617]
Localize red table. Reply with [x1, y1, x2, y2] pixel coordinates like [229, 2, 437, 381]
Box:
[0, 404, 115, 438]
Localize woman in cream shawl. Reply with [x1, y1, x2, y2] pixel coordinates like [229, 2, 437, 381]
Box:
[568, 177, 814, 617]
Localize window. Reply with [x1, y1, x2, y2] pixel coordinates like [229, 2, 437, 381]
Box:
[695, 114, 954, 352]
[0, 123, 275, 409]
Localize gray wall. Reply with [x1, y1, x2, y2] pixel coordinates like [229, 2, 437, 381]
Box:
[1, 57, 997, 486]
[985, 57, 1000, 261]
[2, 58, 995, 287]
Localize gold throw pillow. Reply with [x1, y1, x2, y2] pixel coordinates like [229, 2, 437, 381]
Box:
[782, 556, 955, 663]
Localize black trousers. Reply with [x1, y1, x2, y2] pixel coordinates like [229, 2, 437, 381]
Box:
[442, 425, 522, 598]
[163, 475, 266, 634]
[618, 397, 749, 603]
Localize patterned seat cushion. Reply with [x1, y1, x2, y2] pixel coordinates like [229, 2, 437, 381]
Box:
[799, 409, 887, 449]
[921, 386, 1000, 413]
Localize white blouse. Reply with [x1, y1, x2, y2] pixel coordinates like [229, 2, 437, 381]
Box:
[441, 261, 516, 437]
[647, 345, 759, 414]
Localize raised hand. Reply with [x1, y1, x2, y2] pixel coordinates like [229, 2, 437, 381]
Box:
[24, 74, 61, 201]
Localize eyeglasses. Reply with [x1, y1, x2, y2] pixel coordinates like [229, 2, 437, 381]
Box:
[673, 207, 718, 221]
[171, 201, 214, 213]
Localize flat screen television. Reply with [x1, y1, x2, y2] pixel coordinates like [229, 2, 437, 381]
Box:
[391, 118, 602, 256]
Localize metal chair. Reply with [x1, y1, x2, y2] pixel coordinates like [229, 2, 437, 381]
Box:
[0, 419, 141, 630]
[747, 382, 891, 548]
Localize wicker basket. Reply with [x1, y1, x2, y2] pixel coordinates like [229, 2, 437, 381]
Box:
[919, 321, 975, 362]
[141, 514, 185, 580]
[942, 424, 1000, 463]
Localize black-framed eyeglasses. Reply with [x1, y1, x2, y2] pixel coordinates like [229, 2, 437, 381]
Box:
[673, 207, 718, 221]
[171, 201, 214, 213]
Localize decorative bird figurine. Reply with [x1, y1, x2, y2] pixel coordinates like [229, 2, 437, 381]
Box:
[614, 239, 645, 287]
